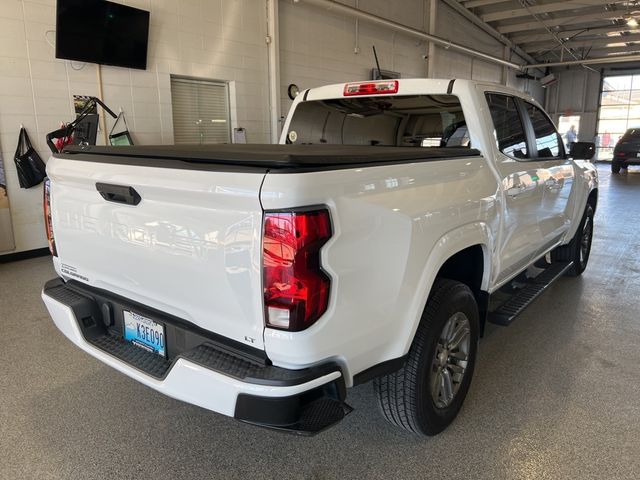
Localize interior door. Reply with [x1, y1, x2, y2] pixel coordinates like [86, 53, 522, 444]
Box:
[484, 93, 547, 285]
[521, 101, 575, 255]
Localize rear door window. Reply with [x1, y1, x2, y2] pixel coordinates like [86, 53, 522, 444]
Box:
[523, 102, 562, 158]
[286, 95, 470, 148]
[485, 93, 528, 159]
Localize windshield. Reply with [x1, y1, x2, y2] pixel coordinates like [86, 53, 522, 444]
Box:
[286, 95, 470, 148]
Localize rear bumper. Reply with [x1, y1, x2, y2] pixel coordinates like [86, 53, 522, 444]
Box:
[42, 278, 350, 434]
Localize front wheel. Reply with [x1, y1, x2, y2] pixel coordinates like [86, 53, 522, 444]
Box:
[552, 203, 594, 277]
[374, 279, 479, 435]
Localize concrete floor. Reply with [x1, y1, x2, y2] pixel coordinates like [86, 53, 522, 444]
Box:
[1, 164, 640, 480]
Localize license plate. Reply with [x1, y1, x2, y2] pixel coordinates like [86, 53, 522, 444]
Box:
[636, 153, 640, 158]
[123, 311, 166, 357]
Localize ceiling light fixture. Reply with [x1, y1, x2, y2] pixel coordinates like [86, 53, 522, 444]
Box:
[625, 1, 640, 28]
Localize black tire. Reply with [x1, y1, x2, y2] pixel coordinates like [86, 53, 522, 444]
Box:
[611, 163, 621, 174]
[373, 279, 479, 436]
[551, 203, 594, 277]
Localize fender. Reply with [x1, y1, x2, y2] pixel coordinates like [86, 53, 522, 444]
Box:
[398, 222, 494, 357]
[561, 161, 598, 244]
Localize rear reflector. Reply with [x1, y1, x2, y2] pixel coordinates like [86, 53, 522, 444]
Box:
[263, 208, 332, 332]
[344, 80, 399, 96]
[43, 178, 57, 257]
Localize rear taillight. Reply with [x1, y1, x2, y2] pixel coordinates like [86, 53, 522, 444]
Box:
[263, 208, 332, 332]
[616, 152, 626, 157]
[43, 178, 57, 256]
[344, 80, 399, 96]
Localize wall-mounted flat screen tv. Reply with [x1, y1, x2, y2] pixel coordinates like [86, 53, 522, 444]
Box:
[56, 0, 150, 70]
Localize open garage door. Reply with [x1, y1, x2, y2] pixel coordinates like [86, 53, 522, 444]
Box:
[597, 75, 640, 161]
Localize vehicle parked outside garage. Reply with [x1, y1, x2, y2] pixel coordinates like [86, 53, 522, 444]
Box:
[612, 128, 640, 173]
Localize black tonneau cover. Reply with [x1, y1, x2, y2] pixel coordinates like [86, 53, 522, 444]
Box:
[60, 144, 481, 172]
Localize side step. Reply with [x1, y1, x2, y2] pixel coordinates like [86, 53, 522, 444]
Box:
[488, 261, 573, 326]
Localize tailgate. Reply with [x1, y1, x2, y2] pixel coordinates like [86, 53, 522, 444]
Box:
[47, 155, 267, 349]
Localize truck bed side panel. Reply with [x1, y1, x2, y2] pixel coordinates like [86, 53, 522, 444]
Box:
[260, 156, 499, 379]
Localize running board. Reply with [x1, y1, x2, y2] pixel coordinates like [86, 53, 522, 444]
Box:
[488, 262, 573, 326]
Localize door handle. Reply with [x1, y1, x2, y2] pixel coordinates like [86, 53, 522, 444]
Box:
[95, 183, 142, 206]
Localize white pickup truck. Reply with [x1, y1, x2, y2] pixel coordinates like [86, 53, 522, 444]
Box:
[42, 79, 598, 436]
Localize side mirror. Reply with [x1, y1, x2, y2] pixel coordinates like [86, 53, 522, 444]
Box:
[569, 142, 596, 160]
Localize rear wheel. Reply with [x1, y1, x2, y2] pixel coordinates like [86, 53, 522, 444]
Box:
[552, 203, 594, 277]
[611, 163, 621, 174]
[374, 279, 479, 435]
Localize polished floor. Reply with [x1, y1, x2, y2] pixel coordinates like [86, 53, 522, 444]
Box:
[1, 164, 640, 480]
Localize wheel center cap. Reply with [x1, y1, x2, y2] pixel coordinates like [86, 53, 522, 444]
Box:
[438, 350, 448, 366]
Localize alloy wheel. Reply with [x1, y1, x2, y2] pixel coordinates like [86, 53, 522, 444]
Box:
[430, 312, 471, 409]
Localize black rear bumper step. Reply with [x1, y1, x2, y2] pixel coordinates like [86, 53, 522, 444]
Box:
[235, 391, 353, 436]
[90, 331, 173, 378]
[44, 277, 352, 434]
[488, 261, 573, 326]
[43, 278, 343, 387]
[90, 329, 353, 434]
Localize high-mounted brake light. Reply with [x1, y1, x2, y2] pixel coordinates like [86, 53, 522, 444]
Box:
[263, 208, 332, 332]
[344, 80, 399, 96]
[43, 178, 57, 257]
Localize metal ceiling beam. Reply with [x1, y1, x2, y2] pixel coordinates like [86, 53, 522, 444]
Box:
[482, 0, 619, 23]
[295, 0, 523, 69]
[461, 0, 510, 8]
[497, 11, 626, 34]
[584, 45, 640, 56]
[524, 54, 640, 69]
[523, 33, 640, 53]
[534, 44, 640, 60]
[512, 24, 635, 45]
[441, 0, 539, 66]
[510, 0, 589, 68]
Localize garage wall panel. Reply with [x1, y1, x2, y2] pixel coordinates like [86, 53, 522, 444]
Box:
[471, 58, 503, 84]
[0, 0, 270, 255]
[545, 68, 602, 143]
[432, 3, 501, 82]
[279, 0, 544, 117]
[279, 0, 429, 114]
[506, 72, 544, 105]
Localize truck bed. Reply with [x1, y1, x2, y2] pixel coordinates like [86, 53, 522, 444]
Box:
[60, 144, 480, 172]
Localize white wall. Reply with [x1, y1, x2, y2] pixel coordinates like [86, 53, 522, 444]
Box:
[0, 0, 271, 255]
[279, 0, 544, 117]
[279, 0, 430, 115]
[1, 0, 545, 256]
[432, 3, 502, 83]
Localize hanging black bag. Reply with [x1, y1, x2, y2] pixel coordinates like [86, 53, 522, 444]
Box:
[14, 127, 47, 188]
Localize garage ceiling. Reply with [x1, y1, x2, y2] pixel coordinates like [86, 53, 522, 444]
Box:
[456, 0, 640, 62]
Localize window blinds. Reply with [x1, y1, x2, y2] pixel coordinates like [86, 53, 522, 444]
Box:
[170, 77, 231, 144]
